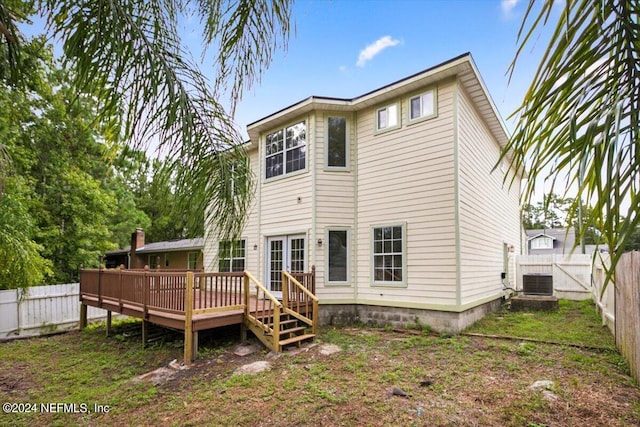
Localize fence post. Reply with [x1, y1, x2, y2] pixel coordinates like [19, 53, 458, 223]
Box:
[184, 271, 194, 365]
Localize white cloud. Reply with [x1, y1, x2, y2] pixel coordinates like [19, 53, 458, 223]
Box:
[501, 0, 519, 18]
[356, 36, 400, 67]
[339, 65, 347, 72]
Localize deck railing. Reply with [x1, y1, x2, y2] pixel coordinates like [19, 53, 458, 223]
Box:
[80, 267, 317, 362]
[283, 270, 319, 336]
[243, 271, 282, 352]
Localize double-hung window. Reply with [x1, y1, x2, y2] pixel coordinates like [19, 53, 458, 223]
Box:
[265, 121, 306, 179]
[218, 240, 246, 272]
[376, 103, 399, 132]
[373, 225, 405, 284]
[409, 89, 436, 122]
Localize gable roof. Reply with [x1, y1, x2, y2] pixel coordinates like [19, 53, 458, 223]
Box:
[106, 238, 204, 256]
[525, 228, 576, 248]
[246, 52, 510, 156]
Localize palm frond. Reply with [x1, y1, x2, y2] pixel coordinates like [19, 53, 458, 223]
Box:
[505, 0, 640, 275]
[40, 0, 292, 242]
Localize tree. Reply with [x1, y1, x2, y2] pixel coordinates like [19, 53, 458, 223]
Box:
[505, 0, 640, 272]
[1, 0, 293, 244]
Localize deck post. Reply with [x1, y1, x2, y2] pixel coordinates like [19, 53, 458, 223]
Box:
[282, 271, 289, 307]
[142, 320, 149, 347]
[79, 304, 88, 329]
[106, 311, 112, 337]
[240, 323, 247, 343]
[184, 271, 194, 365]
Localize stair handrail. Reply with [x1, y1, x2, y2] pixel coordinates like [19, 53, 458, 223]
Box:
[243, 270, 283, 352]
[282, 271, 319, 335]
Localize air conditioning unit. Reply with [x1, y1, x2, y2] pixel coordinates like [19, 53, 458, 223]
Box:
[522, 274, 553, 296]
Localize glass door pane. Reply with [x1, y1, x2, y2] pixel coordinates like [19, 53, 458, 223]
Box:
[268, 239, 284, 293]
[289, 237, 305, 273]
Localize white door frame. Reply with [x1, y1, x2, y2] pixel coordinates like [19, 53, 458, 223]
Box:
[266, 234, 306, 298]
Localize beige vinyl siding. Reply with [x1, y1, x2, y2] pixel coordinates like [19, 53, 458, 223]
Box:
[457, 83, 521, 306]
[258, 115, 314, 283]
[355, 80, 458, 307]
[313, 111, 357, 299]
[203, 148, 261, 276]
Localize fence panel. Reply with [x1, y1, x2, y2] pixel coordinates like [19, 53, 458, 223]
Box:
[0, 283, 115, 339]
[592, 253, 615, 333]
[615, 252, 640, 382]
[516, 254, 592, 300]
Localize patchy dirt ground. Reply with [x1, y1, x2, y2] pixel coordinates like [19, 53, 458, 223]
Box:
[0, 304, 638, 426]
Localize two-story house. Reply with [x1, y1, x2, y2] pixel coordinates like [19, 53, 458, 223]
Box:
[204, 53, 523, 332]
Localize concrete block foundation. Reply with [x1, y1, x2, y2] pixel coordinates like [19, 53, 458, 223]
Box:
[318, 298, 503, 334]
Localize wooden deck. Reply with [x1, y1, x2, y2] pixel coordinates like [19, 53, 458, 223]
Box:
[79, 268, 318, 364]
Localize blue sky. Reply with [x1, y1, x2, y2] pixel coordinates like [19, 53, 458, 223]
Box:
[225, 0, 551, 139]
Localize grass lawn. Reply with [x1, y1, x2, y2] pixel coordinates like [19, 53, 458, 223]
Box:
[0, 300, 638, 426]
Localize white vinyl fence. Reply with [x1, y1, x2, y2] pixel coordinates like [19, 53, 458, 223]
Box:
[516, 254, 593, 300]
[0, 283, 112, 340]
[592, 253, 615, 334]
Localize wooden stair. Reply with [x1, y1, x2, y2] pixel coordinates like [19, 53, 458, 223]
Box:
[267, 313, 316, 349]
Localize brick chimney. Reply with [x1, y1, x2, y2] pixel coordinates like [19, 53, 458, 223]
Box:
[130, 228, 145, 269]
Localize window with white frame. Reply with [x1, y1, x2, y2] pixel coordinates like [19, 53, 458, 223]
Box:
[327, 229, 348, 282]
[373, 225, 404, 283]
[409, 89, 436, 121]
[188, 252, 199, 270]
[265, 121, 306, 179]
[376, 103, 399, 131]
[164, 253, 170, 267]
[218, 240, 246, 272]
[327, 117, 347, 168]
[530, 236, 553, 250]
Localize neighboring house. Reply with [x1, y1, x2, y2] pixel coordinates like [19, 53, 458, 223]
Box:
[525, 228, 608, 255]
[204, 53, 523, 332]
[105, 228, 204, 270]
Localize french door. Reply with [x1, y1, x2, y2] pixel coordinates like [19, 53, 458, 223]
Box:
[266, 234, 306, 297]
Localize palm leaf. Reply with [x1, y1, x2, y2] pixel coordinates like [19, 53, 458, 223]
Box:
[505, 0, 640, 283]
[36, 0, 292, 243]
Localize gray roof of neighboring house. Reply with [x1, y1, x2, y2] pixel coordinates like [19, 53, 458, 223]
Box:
[106, 238, 204, 256]
[526, 228, 575, 244]
[525, 228, 609, 254]
[525, 228, 576, 254]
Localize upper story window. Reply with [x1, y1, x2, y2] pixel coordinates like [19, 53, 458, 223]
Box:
[409, 89, 437, 122]
[531, 236, 553, 250]
[327, 117, 347, 169]
[265, 121, 306, 179]
[376, 103, 399, 132]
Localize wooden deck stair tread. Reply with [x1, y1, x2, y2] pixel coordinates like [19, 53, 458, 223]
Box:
[278, 326, 307, 336]
[279, 333, 316, 347]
